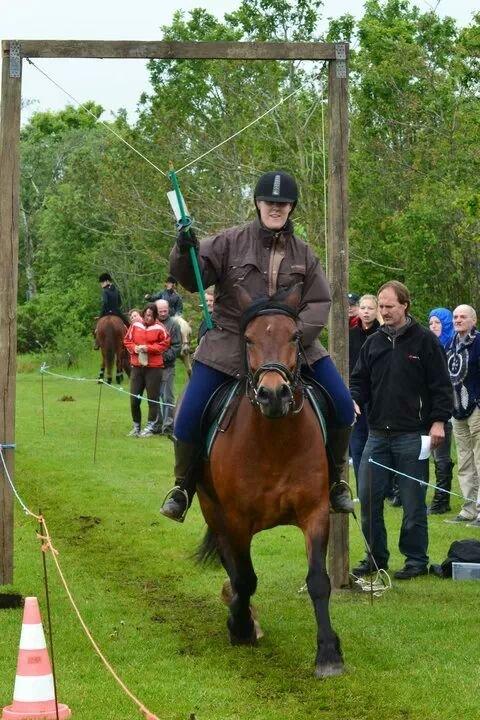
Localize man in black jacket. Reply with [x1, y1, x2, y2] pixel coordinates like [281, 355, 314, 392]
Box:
[350, 281, 453, 579]
[147, 276, 184, 317]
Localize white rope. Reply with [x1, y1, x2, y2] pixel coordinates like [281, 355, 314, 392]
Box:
[369, 457, 479, 505]
[175, 85, 306, 174]
[39, 365, 175, 407]
[0, 446, 41, 519]
[26, 59, 168, 178]
[320, 78, 328, 273]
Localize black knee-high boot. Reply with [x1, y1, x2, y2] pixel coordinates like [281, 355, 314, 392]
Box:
[160, 440, 200, 522]
[428, 461, 453, 514]
[327, 427, 355, 513]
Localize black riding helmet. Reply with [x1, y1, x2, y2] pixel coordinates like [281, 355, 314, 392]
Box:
[254, 171, 299, 210]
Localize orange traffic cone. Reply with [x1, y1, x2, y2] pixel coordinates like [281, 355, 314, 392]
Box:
[2, 596, 71, 719]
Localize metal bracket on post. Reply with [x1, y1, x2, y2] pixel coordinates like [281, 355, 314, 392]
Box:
[334, 43, 347, 80]
[9, 41, 21, 79]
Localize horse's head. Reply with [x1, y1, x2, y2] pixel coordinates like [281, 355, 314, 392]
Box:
[238, 284, 303, 419]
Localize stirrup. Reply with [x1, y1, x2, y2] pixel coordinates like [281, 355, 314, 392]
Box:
[160, 486, 189, 523]
[329, 480, 354, 513]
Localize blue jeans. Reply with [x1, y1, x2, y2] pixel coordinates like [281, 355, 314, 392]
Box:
[358, 432, 429, 569]
[174, 357, 354, 443]
[350, 411, 369, 488]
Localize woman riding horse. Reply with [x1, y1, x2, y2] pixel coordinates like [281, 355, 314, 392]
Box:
[160, 170, 355, 521]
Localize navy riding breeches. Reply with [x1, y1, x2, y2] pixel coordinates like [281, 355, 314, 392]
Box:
[174, 357, 354, 444]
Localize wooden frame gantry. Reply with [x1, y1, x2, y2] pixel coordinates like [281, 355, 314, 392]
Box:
[0, 39, 350, 588]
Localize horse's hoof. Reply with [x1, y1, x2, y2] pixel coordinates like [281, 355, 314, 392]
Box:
[227, 618, 257, 646]
[314, 662, 345, 679]
[229, 631, 258, 647]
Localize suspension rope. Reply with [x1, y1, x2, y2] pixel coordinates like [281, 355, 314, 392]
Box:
[320, 77, 328, 273]
[174, 84, 308, 174]
[26, 58, 168, 178]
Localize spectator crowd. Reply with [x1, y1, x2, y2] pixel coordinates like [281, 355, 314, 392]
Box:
[97, 271, 480, 575]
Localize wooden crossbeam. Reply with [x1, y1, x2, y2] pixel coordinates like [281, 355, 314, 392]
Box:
[4, 40, 339, 61]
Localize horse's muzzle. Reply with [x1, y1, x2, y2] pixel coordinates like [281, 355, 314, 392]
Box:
[256, 383, 292, 419]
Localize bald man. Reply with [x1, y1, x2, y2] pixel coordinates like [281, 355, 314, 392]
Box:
[446, 304, 480, 526]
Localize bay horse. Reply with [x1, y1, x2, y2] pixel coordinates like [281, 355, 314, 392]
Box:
[95, 314, 130, 384]
[196, 285, 344, 678]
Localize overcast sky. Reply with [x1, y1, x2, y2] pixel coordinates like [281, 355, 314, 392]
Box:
[1, 0, 477, 125]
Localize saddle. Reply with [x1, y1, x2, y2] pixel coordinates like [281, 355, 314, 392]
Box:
[201, 376, 334, 459]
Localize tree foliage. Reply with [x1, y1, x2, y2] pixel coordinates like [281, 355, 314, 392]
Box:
[17, 0, 480, 352]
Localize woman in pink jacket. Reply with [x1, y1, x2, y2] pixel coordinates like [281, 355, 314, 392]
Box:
[124, 304, 170, 437]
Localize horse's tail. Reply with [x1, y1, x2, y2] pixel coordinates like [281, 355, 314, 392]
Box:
[195, 527, 221, 566]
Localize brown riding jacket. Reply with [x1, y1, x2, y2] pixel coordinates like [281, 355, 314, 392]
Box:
[170, 217, 331, 377]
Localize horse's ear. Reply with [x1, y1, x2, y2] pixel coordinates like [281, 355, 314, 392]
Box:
[282, 282, 303, 311]
[234, 284, 253, 313]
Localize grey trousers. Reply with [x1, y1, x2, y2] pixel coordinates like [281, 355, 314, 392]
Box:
[156, 364, 176, 431]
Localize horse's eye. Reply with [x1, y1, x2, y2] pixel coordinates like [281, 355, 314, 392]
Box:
[291, 331, 301, 343]
[245, 337, 253, 346]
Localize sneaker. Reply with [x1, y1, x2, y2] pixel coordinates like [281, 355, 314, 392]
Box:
[351, 559, 388, 577]
[127, 424, 140, 437]
[444, 514, 473, 524]
[139, 423, 155, 437]
[393, 566, 428, 580]
[466, 518, 480, 528]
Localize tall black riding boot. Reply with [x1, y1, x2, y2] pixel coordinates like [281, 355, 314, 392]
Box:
[160, 440, 200, 523]
[428, 461, 453, 514]
[327, 427, 354, 513]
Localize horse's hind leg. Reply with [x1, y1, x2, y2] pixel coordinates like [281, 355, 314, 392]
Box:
[303, 516, 344, 678]
[115, 351, 123, 384]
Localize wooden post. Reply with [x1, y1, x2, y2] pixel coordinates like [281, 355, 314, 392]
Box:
[0, 41, 22, 584]
[326, 46, 350, 590]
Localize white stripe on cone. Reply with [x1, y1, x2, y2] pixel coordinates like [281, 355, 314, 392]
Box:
[13, 673, 55, 702]
[19, 623, 47, 650]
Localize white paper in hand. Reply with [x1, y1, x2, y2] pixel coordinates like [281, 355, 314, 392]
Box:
[418, 435, 431, 460]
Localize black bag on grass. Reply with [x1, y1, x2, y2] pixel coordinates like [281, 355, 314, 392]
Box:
[430, 539, 480, 578]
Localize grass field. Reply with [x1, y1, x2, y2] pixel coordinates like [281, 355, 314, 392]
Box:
[1, 355, 479, 719]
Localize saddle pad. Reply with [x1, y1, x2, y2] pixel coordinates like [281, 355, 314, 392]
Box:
[204, 380, 242, 459]
[204, 379, 328, 459]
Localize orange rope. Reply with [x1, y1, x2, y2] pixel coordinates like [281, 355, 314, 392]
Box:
[39, 516, 161, 720]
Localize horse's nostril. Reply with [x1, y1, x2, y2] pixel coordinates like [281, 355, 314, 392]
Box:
[256, 386, 270, 404]
[279, 384, 292, 401]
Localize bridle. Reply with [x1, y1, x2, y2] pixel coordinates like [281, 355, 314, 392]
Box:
[243, 309, 307, 415]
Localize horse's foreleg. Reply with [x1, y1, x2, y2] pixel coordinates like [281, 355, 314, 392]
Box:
[223, 540, 258, 646]
[303, 516, 344, 678]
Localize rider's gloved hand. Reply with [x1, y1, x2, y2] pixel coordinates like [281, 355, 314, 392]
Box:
[177, 227, 199, 254]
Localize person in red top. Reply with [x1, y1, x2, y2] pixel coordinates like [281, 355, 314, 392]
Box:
[124, 304, 170, 437]
[348, 292, 361, 328]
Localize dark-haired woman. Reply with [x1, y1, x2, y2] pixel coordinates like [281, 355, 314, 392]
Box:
[124, 304, 170, 437]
